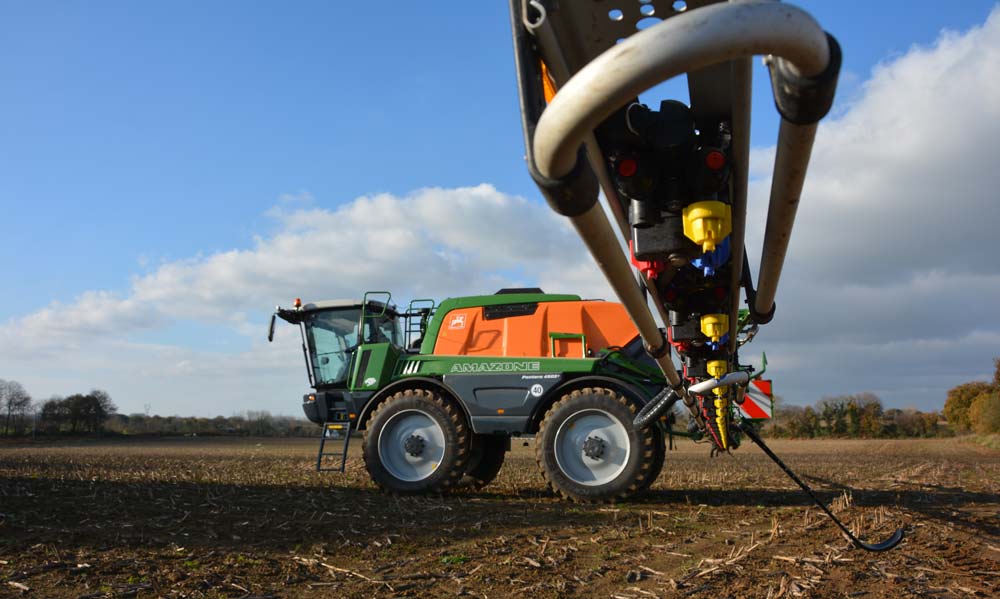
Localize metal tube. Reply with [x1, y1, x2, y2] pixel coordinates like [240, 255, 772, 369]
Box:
[533, 0, 830, 179]
[688, 371, 750, 395]
[727, 56, 752, 351]
[569, 203, 683, 388]
[753, 120, 818, 316]
[525, 0, 672, 331]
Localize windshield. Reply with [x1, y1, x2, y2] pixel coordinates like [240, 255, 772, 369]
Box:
[303, 307, 400, 386]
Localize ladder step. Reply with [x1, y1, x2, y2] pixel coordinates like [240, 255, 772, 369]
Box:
[316, 416, 353, 473]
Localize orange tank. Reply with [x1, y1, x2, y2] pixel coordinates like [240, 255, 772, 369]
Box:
[432, 300, 638, 358]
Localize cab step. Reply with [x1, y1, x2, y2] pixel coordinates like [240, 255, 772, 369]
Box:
[316, 416, 352, 472]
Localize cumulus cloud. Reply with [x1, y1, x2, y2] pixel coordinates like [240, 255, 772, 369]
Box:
[744, 7, 1000, 408]
[0, 185, 612, 414]
[2, 185, 606, 351]
[4, 9, 1000, 415]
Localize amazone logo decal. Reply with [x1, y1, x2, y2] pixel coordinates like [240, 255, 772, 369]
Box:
[449, 361, 541, 374]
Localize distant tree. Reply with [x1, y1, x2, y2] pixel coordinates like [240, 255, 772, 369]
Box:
[855, 393, 885, 438]
[1, 379, 33, 436]
[817, 396, 848, 436]
[944, 381, 992, 431]
[968, 391, 1000, 435]
[845, 399, 860, 436]
[891, 409, 930, 438]
[921, 411, 943, 437]
[994, 357, 1000, 388]
[64, 394, 89, 433]
[246, 410, 276, 436]
[39, 396, 67, 432]
[85, 389, 117, 432]
[784, 406, 821, 438]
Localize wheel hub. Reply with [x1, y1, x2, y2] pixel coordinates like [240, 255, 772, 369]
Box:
[404, 434, 426, 457]
[553, 408, 631, 486]
[582, 435, 606, 460]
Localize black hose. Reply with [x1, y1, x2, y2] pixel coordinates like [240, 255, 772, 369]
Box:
[738, 422, 904, 552]
[633, 387, 680, 429]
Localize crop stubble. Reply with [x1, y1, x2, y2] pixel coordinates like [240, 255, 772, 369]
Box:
[1, 437, 997, 598]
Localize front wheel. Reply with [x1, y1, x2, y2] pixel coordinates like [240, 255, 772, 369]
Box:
[362, 388, 470, 494]
[535, 387, 659, 503]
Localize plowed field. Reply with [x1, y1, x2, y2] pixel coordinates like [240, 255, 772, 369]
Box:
[2, 437, 997, 598]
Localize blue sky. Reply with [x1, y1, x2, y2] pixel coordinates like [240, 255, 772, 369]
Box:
[2, 1, 999, 415]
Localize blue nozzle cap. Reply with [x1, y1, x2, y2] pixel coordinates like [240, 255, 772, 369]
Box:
[691, 236, 731, 278]
[708, 333, 730, 351]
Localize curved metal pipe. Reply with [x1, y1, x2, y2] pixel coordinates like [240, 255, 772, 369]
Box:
[532, 0, 830, 179]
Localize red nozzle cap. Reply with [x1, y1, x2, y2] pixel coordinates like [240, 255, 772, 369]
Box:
[617, 157, 638, 177]
[293, 298, 302, 308]
[705, 150, 726, 170]
[628, 239, 665, 280]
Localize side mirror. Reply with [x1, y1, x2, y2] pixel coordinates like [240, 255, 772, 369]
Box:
[267, 312, 277, 342]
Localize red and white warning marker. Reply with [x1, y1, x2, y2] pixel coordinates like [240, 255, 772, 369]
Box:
[739, 379, 773, 420]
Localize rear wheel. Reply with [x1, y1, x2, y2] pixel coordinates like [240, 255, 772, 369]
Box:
[362, 388, 470, 494]
[460, 435, 507, 489]
[535, 387, 658, 503]
[636, 426, 665, 493]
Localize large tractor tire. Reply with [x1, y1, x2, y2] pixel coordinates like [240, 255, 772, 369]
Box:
[636, 425, 665, 493]
[459, 434, 507, 490]
[535, 387, 659, 503]
[362, 388, 470, 494]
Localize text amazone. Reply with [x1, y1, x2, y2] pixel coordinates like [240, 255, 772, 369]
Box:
[449, 361, 541, 374]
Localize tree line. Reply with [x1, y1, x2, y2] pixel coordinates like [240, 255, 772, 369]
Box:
[102, 411, 313, 437]
[761, 392, 947, 439]
[943, 357, 1000, 435]
[5, 360, 999, 439]
[0, 379, 313, 437]
[0, 381, 120, 435]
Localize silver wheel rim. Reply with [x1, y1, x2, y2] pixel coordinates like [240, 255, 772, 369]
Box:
[377, 409, 446, 482]
[553, 408, 631, 486]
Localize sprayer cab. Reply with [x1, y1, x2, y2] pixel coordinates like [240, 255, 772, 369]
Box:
[270, 298, 401, 388]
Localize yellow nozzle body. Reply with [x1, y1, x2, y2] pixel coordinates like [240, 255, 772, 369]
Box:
[682, 201, 732, 253]
[700, 314, 729, 343]
[706, 359, 729, 397]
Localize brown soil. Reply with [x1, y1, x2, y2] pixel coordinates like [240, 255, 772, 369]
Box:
[1, 436, 997, 598]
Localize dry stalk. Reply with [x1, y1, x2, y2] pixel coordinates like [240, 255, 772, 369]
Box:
[319, 562, 395, 591]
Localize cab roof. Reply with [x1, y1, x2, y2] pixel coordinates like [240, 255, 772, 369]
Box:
[301, 299, 364, 311]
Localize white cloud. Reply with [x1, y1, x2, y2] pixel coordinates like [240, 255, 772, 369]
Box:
[744, 7, 1000, 407]
[3, 185, 599, 346]
[0, 185, 611, 414]
[748, 9, 1000, 285]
